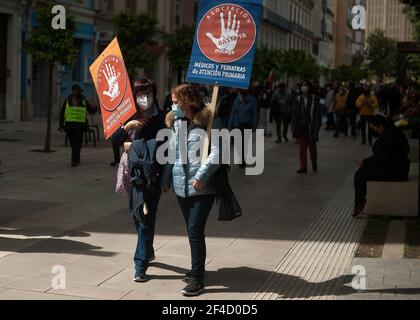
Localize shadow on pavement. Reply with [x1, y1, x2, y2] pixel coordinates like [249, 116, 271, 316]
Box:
[150, 262, 420, 299]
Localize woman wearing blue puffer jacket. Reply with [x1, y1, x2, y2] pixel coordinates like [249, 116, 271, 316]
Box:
[161, 84, 221, 297]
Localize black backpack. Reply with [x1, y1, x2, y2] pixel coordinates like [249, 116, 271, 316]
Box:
[214, 165, 243, 221]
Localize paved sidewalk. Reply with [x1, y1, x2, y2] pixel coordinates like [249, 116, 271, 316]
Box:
[0, 120, 417, 300]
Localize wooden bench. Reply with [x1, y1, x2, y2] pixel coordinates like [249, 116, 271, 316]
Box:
[367, 163, 419, 217]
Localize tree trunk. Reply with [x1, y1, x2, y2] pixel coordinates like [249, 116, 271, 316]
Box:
[44, 63, 54, 153]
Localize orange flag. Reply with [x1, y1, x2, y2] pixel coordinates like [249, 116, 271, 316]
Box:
[89, 38, 137, 140]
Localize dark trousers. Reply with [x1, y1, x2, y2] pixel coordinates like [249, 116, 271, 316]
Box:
[177, 195, 216, 284]
[326, 112, 335, 130]
[334, 112, 348, 136]
[298, 132, 317, 170]
[66, 124, 85, 164]
[360, 115, 374, 144]
[133, 191, 161, 274]
[239, 122, 251, 166]
[354, 165, 409, 208]
[348, 109, 358, 137]
[274, 112, 290, 141]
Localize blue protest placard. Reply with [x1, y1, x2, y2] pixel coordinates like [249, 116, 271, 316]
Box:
[186, 0, 263, 89]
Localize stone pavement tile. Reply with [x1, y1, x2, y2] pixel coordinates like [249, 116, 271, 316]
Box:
[0, 251, 13, 259]
[3, 278, 52, 292]
[100, 268, 186, 298]
[48, 285, 131, 300]
[0, 274, 18, 287]
[211, 246, 288, 270]
[241, 218, 314, 240]
[122, 289, 191, 300]
[0, 288, 94, 300]
[0, 255, 125, 287]
[411, 271, 420, 282]
[100, 255, 192, 291]
[60, 251, 133, 269]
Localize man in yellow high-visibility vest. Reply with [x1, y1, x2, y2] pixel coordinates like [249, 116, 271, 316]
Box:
[59, 84, 97, 167]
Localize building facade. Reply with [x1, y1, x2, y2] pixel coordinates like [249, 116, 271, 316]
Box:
[259, 0, 292, 50]
[352, 0, 366, 57]
[332, 0, 354, 67]
[0, 0, 22, 122]
[312, 0, 334, 68]
[366, 0, 414, 42]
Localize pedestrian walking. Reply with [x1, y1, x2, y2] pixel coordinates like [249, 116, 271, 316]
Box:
[161, 84, 221, 297]
[271, 83, 292, 143]
[325, 83, 337, 131]
[346, 82, 361, 138]
[356, 86, 379, 145]
[119, 79, 166, 283]
[291, 81, 323, 174]
[59, 84, 97, 167]
[333, 86, 348, 138]
[228, 88, 258, 168]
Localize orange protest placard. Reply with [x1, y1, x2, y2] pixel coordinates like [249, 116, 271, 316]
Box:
[89, 37, 137, 140]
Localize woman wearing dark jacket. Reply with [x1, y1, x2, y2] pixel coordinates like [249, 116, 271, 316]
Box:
[353, 115, 410, 217]
[121, 79, 166, 283]
[161, 84, 221, 297]
[291, 81, 323, 174]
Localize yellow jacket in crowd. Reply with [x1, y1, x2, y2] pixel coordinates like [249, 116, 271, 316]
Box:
[356, 94, 379, 116]
[334, 93, 348, 113]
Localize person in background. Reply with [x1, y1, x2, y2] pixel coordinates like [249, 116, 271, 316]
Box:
[271, 83, 291, 143]
[161, 84, 221, 297]
[59, 84, 97, 167]
[258, 81, 274, 137]
[291, 81, 323, 174]
[346, 81, 361, 138]
[228, 88, 258, 168]
[356, 86, 379, 145]
[217, 87, 237, 128]
[325, 83, 336, 131]
[333, 86, 349, 138]
[353, 115, 410, 217]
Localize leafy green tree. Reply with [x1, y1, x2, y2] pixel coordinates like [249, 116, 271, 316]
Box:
[401, 0, 420, 40]
[252, 47, 282, 81]
[365, 30, 398, 81]
[166, 24, 195, 84]
[113, 12, 158, 78]
[331, 65, 368, 83]
[25, 6, 77, 152]
[279, 49, 320, 81]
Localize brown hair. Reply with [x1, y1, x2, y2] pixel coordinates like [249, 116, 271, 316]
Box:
[171, 84, 205, 115]
[133, 79, 157, 97]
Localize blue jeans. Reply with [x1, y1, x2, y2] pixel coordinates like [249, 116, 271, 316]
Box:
[133, 191, 161, 275]
[177, 195, 216, 284]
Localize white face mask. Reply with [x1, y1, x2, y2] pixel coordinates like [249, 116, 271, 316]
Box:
[301, 86, 309, 94]
[136, 94, 153, 110]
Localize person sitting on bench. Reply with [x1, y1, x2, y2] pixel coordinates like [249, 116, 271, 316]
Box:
[353, 115, 411, 217]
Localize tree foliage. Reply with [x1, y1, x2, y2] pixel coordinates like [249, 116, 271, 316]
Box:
[365, 30, 398, 80]
[401, 0, 420, 40]
[167, 24, 195, 72]
[25, 6, 77, 66]
[252, 48, 321, 82]
[113, 12, 158, 77]
[25, 5, 77, 152]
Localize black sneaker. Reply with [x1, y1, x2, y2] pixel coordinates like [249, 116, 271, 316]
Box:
[181, 282, 205, 297]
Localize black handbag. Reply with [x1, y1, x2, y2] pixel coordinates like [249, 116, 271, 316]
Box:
[214, 165, 243, 221]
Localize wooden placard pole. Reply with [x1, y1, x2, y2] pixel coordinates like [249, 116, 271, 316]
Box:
[201, 85, 220, 165]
